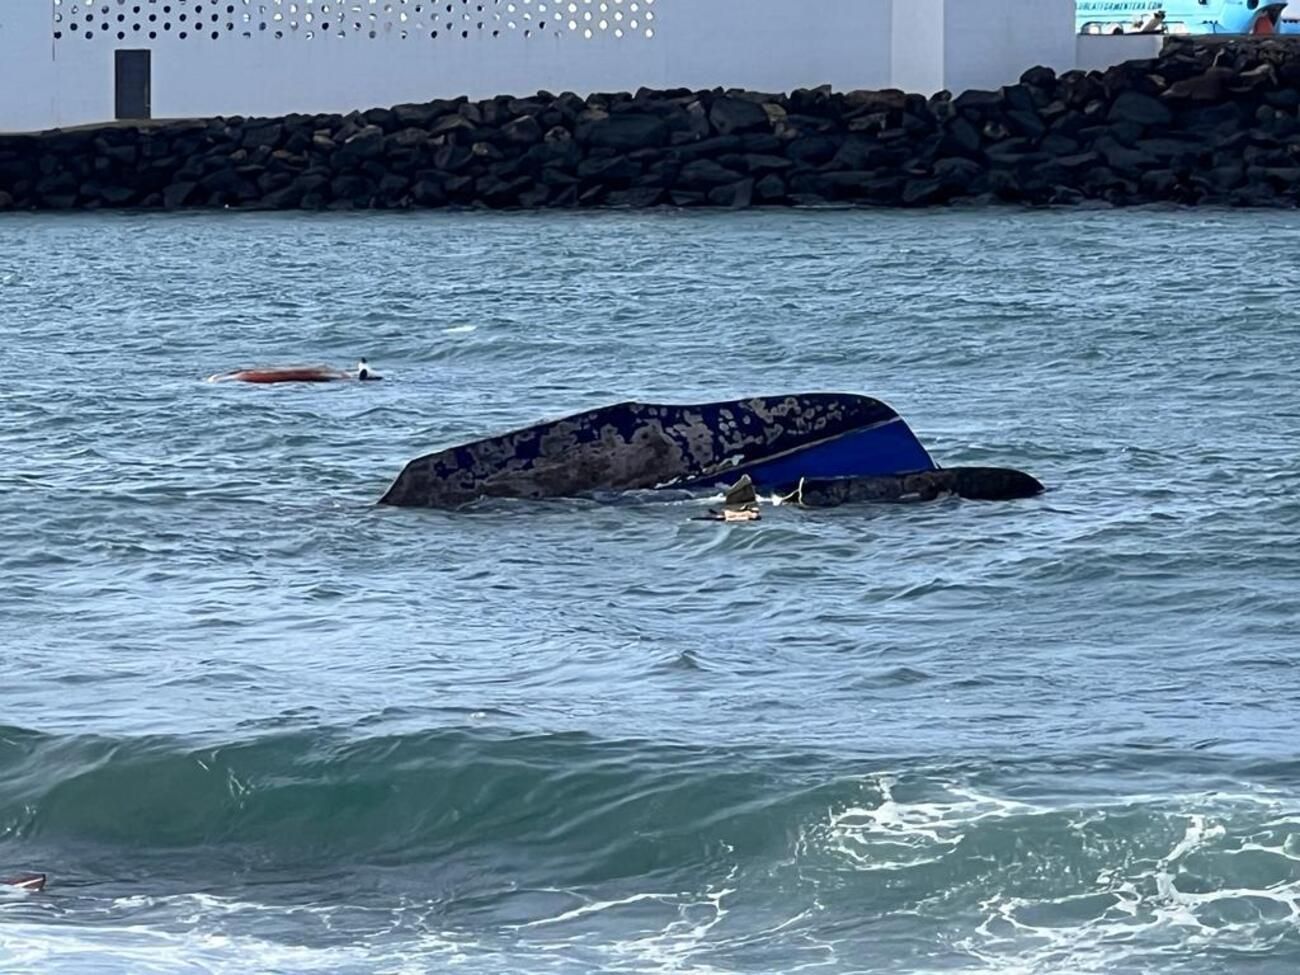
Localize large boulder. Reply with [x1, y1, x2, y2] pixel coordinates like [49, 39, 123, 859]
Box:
[1108, 91, 1173, 128]
[575, 112, 669, 150]
[709, 96, 770, 136]
[678, 158, 747, 187]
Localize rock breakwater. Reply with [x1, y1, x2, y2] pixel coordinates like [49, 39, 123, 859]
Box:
[3, 38, 1300, 211]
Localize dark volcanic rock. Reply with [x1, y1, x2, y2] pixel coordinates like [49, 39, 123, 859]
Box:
[787, 135, 840, 166]
[391, 102, 445, 128]
[3, 38, 1300, 212]
[241, 122, 284, 149]
[1056, 151, 1102, 171]
[576, 112, 669, 150]
[708, 179, 755, 208]
[933, 157, 984, 190]
[1136, 138, 1205, 164]
[98, 185, 138, 206]
[679, 159, 746, 187]
[902, 177, 945, 205]
[333, 125, 386, 170]
[709, 97, 771, 136]
[411, 176, 447, 206]
[1021, 65, 1057, 90]
[754, 174, 787, 201]
[1164, 67, 1236, 103]
[1099, 141, 1160, 174]
[667, 135, 743, 162]
[594, 185, 655, 207]
[577, 155, 642, 182]
[1140, 169, 1180, 196]
[827, 135, 894, 171]
[162, 181, 199, 209]
[1006, 109, 1047, 140]
[502, 114, 544, 146]
[954, 89, 1003, 113]
[1039, 133, 1081, 155]
[1108, 91, 1173, 128]
[940, 117, 982, 157]
[741, 153, 793, 174]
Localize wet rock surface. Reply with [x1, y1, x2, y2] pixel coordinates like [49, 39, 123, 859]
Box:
[4, 38, 1300, 211]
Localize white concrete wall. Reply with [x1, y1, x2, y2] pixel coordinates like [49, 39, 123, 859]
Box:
[141, 0, 900, 119]
[660, 1, 894, 95]
[0, 1, 69, 133]
[2, 0, 899, 131]
[1075, 32, 1164, 73]
[941, 0, 1077, 95]
[891, 0, 947, 97]
[0, 0, 1177, 134]
[891, 0, 1079, 99]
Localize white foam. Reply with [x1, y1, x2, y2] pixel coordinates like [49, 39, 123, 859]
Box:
[811, 773, 1042, 871]
[961, 791, 1300, 974]
[786, 774, 1300, 974]
[0, 895, 478, 975]
[3, 881, 813, 975]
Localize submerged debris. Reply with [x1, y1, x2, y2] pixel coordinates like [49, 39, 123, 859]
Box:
[693, 475, 763, 522]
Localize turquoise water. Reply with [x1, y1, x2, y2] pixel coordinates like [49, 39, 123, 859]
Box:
[2, 208, 1299, 973]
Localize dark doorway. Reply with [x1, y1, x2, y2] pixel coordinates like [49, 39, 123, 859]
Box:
[114, 50, 151, 120]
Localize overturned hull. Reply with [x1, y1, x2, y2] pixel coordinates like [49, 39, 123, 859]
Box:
[1, 872, 46, 893]
[207, 361, 380, 384]
[378, 394, 937, 508]
[784, 468, 1045, 507]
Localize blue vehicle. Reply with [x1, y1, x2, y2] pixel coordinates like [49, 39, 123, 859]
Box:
[1076, 0, 1300, 34]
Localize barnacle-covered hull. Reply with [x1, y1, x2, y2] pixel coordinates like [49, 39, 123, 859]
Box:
[378, 394, 938, 508]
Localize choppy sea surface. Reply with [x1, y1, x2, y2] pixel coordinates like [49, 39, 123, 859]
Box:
[2, 207, 1299, 974]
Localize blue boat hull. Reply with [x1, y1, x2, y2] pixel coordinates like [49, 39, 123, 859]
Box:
[676, 418, 936, 491]
[378, 394, 938, 507]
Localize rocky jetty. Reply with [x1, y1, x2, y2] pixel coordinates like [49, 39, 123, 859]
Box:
[4, 37, 1300, 211]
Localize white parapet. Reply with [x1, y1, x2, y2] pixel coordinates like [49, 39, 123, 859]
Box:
[0, 0, 1152, 133]
[1076, 32, 1165, 73]
[893, 0, 1078, 96]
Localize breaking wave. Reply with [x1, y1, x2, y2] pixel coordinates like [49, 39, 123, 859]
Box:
[5, 725, 1300, 973]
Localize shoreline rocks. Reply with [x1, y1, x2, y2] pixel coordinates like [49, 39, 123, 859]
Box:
[4, 38, 1300, 212]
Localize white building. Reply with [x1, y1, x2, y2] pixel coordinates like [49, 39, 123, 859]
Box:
[0, 0, 1161, 134]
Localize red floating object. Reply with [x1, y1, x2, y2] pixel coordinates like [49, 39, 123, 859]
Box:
[207, 359, 382, 384]
[2, 872, 46, 893]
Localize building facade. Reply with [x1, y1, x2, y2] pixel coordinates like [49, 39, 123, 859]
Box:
[0, 0, 1154, 133]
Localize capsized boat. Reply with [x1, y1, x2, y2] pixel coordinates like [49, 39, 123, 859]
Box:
[207, 358, 381, 384]
[377, 393, 1043, 508]
[1, 872, 46, 893]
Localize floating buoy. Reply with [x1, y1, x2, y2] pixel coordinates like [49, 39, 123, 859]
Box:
[207, 359, 382, 384]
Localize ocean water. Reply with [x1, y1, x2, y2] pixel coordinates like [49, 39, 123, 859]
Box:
[2, 207, 1299, 974]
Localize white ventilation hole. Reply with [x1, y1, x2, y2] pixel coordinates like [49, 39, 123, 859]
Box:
[51, 0, 654, 39]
